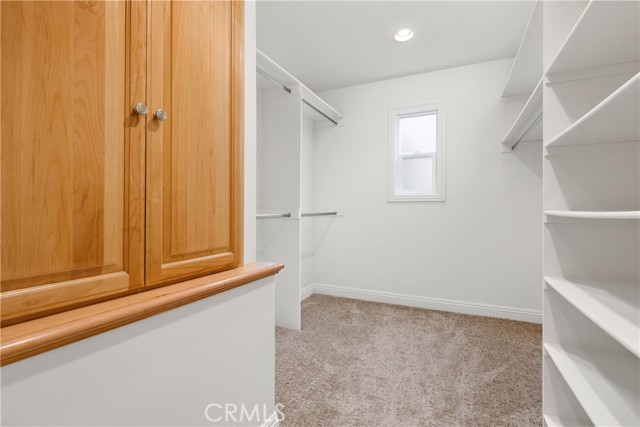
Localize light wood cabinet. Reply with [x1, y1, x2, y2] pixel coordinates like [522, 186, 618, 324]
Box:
[1, 0, 244, 324]
[145, 0, 243, 286]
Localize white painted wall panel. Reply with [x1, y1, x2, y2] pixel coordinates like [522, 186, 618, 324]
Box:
[310, 58, 543, 313]
[1, 277, 276, 427]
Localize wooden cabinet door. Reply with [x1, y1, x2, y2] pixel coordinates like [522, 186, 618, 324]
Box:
[145, 1, 244, 286]
[1, 1, 146, 324]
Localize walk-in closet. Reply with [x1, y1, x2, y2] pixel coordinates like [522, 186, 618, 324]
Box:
[254, 1, 639, 425]
[0, 1, 638, 426]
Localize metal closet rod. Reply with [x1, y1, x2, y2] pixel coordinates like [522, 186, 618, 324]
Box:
[256, 67, 338, 126]
[301, 211, 338, 217]
[301, 99, 339, 126]
[256, 213, 291, 219]
[256, 211, 339, 219]
[257, 68, 291, 93]
[512, 113, 543, 150]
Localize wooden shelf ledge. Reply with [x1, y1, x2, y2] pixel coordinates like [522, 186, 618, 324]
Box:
[0, 262, 284, 366]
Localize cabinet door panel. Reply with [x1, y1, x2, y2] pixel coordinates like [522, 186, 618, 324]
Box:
[0, 1, 146, 324]
[146, 0, 243, 285]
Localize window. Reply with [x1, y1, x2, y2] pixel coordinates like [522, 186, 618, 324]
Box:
[388, 102, 445, 201]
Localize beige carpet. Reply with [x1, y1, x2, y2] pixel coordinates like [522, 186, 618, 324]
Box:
[276, 295, 542, 427]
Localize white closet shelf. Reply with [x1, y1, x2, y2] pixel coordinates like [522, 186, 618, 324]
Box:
[546, 0, 640, 75]
[546, 73, 640, 148]
[543, 413, 591, 427]
[544, 343, 640, 427]
[545, 210, 640, 221]
[300, 87, 343, 125]
[545, 277, 639, 358]
[542, 415, 558, 427]
[257, 49, 343, 125]
[542, 414, 568, 427]
[502, 1, 542, 97]
[501, 78, 543, 148]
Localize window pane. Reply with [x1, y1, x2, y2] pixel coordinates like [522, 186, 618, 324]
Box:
[398, 113, 436, 154]
[401, 157, 434, 194]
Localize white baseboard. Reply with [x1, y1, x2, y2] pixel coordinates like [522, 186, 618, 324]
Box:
[301, 284, 315, 301]
[261, 410, 279, 427]
[301, 283, 542, 324]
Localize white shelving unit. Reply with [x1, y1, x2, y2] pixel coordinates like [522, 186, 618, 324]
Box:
[545, 277, 639, 357]
[256, 51, 343, 331]
[542, 415, 561, 427]
[503, 1, 543, 97]
[545, 343, 639, 427]
[546, 0, 639, 75]
[257, 49, 343, 125]
[543, 413, 589, 427]
[544, 210, 640, 221]
[543, 352, 594, 427]
[501, 1, 542, 151]
[543, 1, 640, 425]
[501, 78, 543, 149]
[546, 73, 640, 148]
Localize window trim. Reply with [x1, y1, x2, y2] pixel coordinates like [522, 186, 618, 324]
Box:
[388, 102, 446, 202]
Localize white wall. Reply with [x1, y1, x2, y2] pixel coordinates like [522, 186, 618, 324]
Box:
[1, 277, 276, 427]
[2, 4, 277, 425]
[308, 58, 543, 319]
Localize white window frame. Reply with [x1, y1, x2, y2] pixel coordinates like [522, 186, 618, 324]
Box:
[388, 101, 446, 202]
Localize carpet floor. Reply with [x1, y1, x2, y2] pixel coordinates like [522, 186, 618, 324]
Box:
[275, 295, 542, 427]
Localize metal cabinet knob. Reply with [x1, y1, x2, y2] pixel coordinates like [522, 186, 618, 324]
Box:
[133, 103, 148, 116]
[154, 109, 168, 121]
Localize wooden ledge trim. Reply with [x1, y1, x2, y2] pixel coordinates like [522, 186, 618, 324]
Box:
[0, 262, 284, 366]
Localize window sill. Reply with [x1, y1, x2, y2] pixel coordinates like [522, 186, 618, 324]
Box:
[388, 194, 446, 202]
[0, 262, 284, 366]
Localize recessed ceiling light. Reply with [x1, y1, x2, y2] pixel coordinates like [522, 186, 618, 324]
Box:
[394, 28, 415, 42]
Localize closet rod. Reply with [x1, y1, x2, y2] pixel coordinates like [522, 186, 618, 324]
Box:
[256, 67, 339, 126]
[256, 213, 291, 219]
[300, 211, 338, 217]
[301, 99, 339, 126]
[256, 68, 292, 93]
[512, 113, 543, 150]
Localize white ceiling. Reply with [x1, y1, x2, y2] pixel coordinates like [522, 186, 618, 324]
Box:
[257, 1, 536, 92]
